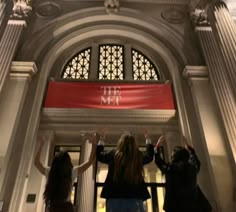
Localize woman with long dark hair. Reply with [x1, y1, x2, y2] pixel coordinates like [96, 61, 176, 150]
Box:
[34, 134, 97, 212]
[97, 131, 154, 212]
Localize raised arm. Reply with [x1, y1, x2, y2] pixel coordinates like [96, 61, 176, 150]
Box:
[142, 129, 154, 165]
[96, 131, 113, 164]
[182, 136, 201, 172]
[34, 137, 47, 175]
[77, 133, 98, 175]
[185, 144, 201, 173]
[154, 135, 168, 173]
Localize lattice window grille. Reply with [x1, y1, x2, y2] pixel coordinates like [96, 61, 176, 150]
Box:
[132, 49, 160, 81]
[98, 45, 124, 80]
[62, 48, 91, 79]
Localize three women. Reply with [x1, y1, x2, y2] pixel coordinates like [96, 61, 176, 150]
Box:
[35, 131, 209, 212]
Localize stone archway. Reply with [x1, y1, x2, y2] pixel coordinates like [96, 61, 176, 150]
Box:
[9, 8, 195, 211]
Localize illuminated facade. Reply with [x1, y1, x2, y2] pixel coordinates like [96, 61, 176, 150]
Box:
[0, 0, 236, 211]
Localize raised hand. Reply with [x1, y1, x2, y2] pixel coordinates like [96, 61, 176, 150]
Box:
[99, 128, 107, 140]
[90, 132, 99, 145]
[156, 135, 165, 148]
[143, 128, 150, 139]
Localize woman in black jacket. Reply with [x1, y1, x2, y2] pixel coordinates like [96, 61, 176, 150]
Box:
[155, 135, 211, 212]
[97, 132, 154, 212]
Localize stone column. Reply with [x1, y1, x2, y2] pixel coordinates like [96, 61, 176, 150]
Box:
[0, 0, 32, 95]
[77, 139, 95, 212]
[195, 26, 236, 170]
[0, 0, 6, 27]
[0, 61, 37, 212]
[183, 66, 235, 212]
[207, 0, 236, 97]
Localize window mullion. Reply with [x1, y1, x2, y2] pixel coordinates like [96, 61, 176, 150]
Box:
[89, 43, 99, 80]
[124, 44, 133, 80]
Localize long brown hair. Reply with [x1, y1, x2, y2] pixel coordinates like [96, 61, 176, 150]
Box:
[44, 151, 73, 207]
[113, 133, 143, 184]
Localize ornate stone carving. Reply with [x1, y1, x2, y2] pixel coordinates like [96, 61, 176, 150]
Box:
[11, 0, 32, 19]
[161, 7, 186, 24]
[189, 0, 211, 27]
[190, 8, 210, 26]
[104, 0, 120, 14]
[37, 1, 61, 18]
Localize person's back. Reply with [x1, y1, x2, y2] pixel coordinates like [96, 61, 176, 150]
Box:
[34, 134, 97, 212]
[44, 151, 74, 212]
[155, 136, 202, 212]
[96, 132, 154, 212]
[164, 157, 199, 212]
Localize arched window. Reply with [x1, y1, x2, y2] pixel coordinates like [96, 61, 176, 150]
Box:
[132, 49, 160, 80]
[62, 48, 91, 79]
[61, 44, 160, 81]
[99, 45, 124, 80]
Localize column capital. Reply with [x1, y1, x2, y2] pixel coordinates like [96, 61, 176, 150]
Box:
[10, 61, 38, 81]
[209, 0, 228, 10]
[195, 26, 212, 32]
[10, 0, 32, 21]
[183, 66, 208, 86]
[183, 66, 208, 78]
[190, 8, 210, 27]
[7, 19, 26, 26]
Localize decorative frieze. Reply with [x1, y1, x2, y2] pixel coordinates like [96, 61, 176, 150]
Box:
[41, 108, 177, 126]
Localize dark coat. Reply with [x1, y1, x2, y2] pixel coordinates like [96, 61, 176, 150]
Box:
[96, 144, 154, 200]
[155, 147, 205, 212]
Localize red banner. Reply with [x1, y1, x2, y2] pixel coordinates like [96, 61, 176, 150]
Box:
[44, 82, 175, 110]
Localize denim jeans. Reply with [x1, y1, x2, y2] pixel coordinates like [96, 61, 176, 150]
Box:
[106, 198, 145, 212]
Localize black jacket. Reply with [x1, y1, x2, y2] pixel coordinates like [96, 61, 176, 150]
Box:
[96, 144, 154, 200]
[155, 147, 202, 212]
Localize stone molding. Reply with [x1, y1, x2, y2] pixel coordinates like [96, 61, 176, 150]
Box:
[68, 0, 188, 4]
[195, 26, 212, 31]
[122, 0, 188, 3]
[10, 61, 38, 80]
[7, 19, 26, 26]
[183, 66, 208, 78]
[183, 66, 208, 86]
[41, 108, 177, 125]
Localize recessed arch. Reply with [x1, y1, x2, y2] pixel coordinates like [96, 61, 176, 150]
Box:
[19, 7, 191, 67]
[23, 21, 191, 141]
